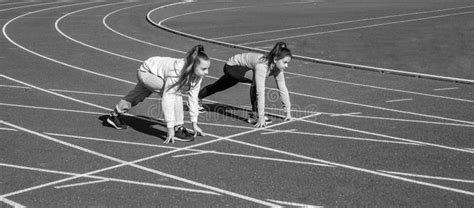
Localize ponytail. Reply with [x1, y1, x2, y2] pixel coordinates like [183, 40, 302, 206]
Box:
[263, 42, 292, 69]
[169, 45, 209, 93]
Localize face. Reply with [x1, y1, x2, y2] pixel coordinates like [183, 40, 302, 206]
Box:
[194, 59, 210, 77]
[274, 56, 291, 70]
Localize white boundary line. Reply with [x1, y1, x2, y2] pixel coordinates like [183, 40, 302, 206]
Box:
[45, 132, 334, 167]
[149, 4, 474, 84]
[434, 87, 459, 91]
[378, 170, 474, 183]
[0, 100, 446, 148]
[0, 121, 281, 207]
[172, 150, 215, 158]
[385, 98, 413, 103]
[0, 1, 59, 12]
[223, 137, 474, 196]
[2, 1, 473, 201]
[0, 102, 105, 115]
[0, 1, 29, 7]
[56, 1, 474, 126]
[270, 130, 421, 146]
[37, 1, 471, 128]
[153, 6, 474, 95]
[0, 197, 25, 208]
[3, 75, 471, 198]
[301, 119, 474, 154]
[0, 84, 30, 89]
[54, 179, 109, 189]
[212, 5, 474, 40]
[0, 127, 18, 131]
[0, 162, 220, 195]
[240, 10, 474, 45]
[266, 199, 322, 208]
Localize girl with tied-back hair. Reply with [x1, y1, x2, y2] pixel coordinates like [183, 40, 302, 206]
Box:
[106, 45, 210, 144]
[198, 42, 294, 128]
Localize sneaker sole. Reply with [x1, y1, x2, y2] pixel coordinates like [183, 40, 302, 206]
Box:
[247, 119, 272, 125]
[106, 118, 126, 130]
[173, 137, 195, 142]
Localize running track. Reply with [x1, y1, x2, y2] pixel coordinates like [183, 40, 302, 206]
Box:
[1, 0, 473, 207]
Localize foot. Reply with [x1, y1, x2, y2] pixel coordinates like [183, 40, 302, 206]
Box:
[106, 112, 127, 129]
[247, 113, 272, 125]
[173, 126, 195, 142]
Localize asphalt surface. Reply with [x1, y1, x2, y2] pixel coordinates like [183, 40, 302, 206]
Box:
[1, 0, 473, 207]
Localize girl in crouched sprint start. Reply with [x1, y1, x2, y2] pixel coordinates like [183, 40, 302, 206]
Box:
[106, 45, 210, 144]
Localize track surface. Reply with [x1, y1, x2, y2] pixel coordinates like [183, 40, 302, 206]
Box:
[1, 0, 473, 207]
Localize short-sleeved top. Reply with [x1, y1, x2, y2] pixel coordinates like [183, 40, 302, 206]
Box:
[227, 53, 291, 117]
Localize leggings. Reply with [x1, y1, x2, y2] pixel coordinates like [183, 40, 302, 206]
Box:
[115, 70, 184, 126]
[198, 64, 258, 112]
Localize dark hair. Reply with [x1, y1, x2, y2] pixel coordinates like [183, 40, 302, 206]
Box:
[262, 42, 292, 69]
[170, 45, 209, 92]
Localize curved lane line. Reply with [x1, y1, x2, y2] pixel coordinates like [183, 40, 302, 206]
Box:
[212, 5, 474, 40]
[224, 137, 474, 196]
[2, 2, 473, 199]
[105, 4, 474, 125]
[0, 1, 61, 12]
[2, 4, 281, 206]
[151, 4, 474, 84]
[149, 4, 474, 102]
[56, 2, 474, 124]
[2, 1, 136, 84]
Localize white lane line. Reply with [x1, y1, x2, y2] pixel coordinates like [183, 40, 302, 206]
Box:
[0, 102, 255, 131]
[0, 162, 220, 195]
[145, 4, 474, 104]
[172, 151, 215, 158]
[261, 129, 297, 135]
[278, 130, 421, 146]
[1, 75, 111, 111]
[378, 170, 474, 183]
[433, 87, 459, 91]
[150, 2, 474, 85]
[149, 9, 474, 124]
[212, 5, 474, 40]
[385, 98, 413, 103]
[253, 106, 472, 128]
[0, 127, 18, 131]
[54, 179, 109, 189]
[225, 138, 474, 196]
[49, 88, 161, 101]
[2, 2, 137, 86]
[0, 197, 25, 208]
[330, 112, 361, 117]
[301, 119, 474, 154]
[0, 1, 59, 12]
[337, 114, 474, 128]
[0, 85, 31, 89]
[70, 1, 474, 126]
[44, 132, 334, 168]
[0, 84, 161, 101]
[1, 72, 314, 206]
[240, 10, 474, 45]
[267, 199, 322, 208]
[0, 1, 29, 7]
[4, 0, 474, 200]
[1, 121, 279, 207]
[0, 103, 104, 115]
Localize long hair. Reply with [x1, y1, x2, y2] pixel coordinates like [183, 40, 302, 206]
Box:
[262, 42, 292, 69]
[169, 45, 209, 92]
